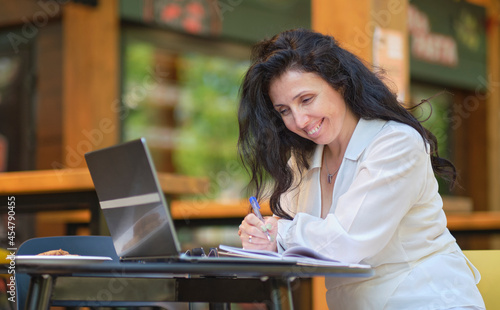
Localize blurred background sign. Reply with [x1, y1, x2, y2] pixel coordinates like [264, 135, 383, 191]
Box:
[409, 0, 487, 91]
[120, 0, 311, 42]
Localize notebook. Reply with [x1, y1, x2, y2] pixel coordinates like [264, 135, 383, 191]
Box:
[84, 138, 296, 264]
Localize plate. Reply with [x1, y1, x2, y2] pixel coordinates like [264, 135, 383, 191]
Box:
[15, 255, 113, 265]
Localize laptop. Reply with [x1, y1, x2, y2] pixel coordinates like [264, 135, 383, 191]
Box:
[85, 138, 182, 261]
[85, 138, 295, 264]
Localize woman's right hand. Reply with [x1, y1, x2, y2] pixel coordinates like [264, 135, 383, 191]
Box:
[238, 213, 278, 252]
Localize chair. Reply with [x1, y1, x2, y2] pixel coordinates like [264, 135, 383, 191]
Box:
[15, 235, 119, 310]
[463, 250, 500, 309]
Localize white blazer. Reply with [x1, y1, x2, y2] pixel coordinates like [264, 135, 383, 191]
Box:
[277, 118, 485, 309]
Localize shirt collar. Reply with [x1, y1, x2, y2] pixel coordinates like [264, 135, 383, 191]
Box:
[309, 144, 324, 170]
[344, 118, 387, 160]
[308, 118, 388, 169]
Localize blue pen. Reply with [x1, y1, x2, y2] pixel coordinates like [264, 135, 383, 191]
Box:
[249, 196, 272, 241]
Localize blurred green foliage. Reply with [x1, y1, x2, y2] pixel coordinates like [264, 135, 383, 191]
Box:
[122, 43, 155, 138]
[410, 83, 453, 194]
[123, 41, 250, 199]
[175, 53, 248, 177]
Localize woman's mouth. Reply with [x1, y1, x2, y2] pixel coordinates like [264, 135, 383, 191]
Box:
[306, 118, 324, 136]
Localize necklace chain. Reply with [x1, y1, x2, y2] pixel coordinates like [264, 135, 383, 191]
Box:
[324, 155, 340, 184]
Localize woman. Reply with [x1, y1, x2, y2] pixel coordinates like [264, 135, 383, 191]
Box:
[237, 29, 485, 309]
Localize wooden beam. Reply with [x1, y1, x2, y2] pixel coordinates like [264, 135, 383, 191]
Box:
[447, 212, 500, 231]
[0, 169, 209, 196]
[170, 199, 263, 220]
[61, 0, 119, 169]
[0, 0, 62, 27]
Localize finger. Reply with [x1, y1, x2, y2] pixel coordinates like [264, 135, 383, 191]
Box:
[241, 233, 269, 247]
[240, 216, 265, 237]
[263, 217, 278, 234]
[263, 216, 278, 225]
[249, 225, 270, 240]
[242, 231, 272, 246]
[241, 232, 277, 250]
[244, 213, 263, 226]
[238, 221, 254, 238]
[239, 215, 274, 245]
[262, 217, 277, 230]
[240, 229, 272, 244]
[247, 214, 275, 235]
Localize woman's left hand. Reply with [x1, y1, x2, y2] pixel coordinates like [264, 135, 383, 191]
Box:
[238, 214, 278, 252]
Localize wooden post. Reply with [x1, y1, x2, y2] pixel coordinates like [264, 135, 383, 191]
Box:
[311, 0, 372, 63]
[472, 0, 500, 248]
[312, 0, 409, 100]
[484, 0, 500, 214]
[466, 0, 500, 215]
[61, 0, 119, 169]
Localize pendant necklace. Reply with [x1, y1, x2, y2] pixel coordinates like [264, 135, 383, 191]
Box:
[324, 156, 340, 184]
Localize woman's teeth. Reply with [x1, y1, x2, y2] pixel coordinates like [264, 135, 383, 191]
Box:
[307, 120, 323, 135]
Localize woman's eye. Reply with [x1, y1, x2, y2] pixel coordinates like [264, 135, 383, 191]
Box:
[302, 96, 313, 104]
[279, 108, 290, 116]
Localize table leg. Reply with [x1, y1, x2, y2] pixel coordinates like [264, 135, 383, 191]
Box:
[268, 279, 294, 310]
[24, 274, 54, 310]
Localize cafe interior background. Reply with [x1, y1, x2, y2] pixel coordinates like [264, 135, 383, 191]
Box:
[1, 0, 500, 309]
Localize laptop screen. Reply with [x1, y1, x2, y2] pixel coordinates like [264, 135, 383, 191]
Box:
[84, 138, 182, 259]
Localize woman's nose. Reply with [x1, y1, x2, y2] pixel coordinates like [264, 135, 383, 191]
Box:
[293, 110, 309, 129]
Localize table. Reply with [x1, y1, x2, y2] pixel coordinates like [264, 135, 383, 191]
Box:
[10, 259, 373, 310]
[0, 169, 209, 234]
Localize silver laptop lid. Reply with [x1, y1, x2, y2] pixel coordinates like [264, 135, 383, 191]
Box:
[84, 138, 182, 260]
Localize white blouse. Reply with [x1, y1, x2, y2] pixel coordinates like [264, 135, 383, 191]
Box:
[276, 118, 485, 309]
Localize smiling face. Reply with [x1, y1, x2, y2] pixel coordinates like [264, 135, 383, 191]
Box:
[269, 70, 358, 148]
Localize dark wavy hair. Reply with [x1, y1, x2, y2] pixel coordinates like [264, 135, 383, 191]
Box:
[238, 28, 456, 220]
